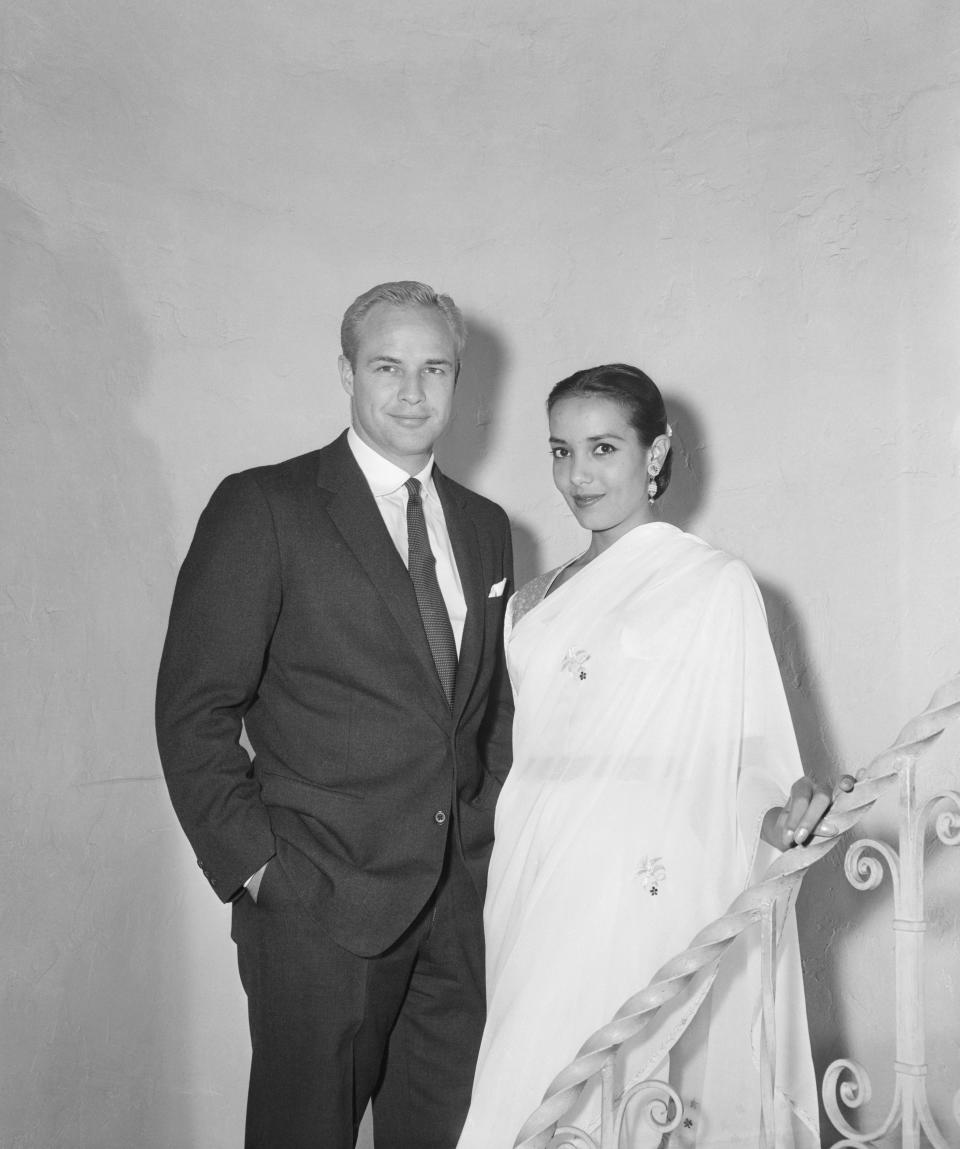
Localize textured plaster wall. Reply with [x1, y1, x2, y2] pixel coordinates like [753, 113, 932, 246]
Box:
[2, 1, 958, 1145]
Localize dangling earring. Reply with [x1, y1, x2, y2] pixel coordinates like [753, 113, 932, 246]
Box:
[647, 462, 659, 505]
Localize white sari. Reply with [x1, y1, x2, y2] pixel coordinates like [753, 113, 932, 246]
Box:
[458, 523, 819, 1149]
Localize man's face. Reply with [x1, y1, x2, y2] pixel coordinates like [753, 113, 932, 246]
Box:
[339, 303, 458, 472]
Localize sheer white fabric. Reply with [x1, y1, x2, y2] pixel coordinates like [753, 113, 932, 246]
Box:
[457, 523, 819, 1149]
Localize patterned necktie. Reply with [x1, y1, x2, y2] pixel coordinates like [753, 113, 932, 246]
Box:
[405, 477, 457, 707]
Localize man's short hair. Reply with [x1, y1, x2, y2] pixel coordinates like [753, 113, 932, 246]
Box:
[340, 281, 467, 368]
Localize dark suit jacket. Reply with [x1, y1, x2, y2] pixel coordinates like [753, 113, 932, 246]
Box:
[156, 431, 514, 956]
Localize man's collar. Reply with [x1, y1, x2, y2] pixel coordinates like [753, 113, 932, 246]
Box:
[346, 427, 435, 497]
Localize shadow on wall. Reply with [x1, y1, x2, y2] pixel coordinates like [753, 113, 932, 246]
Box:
[757, 581, 866, 1140]
[662, 392, 867, 1140]
[436, 315, 543, 582]
[661, 392, 709, 532]
[436, 313, 509, 489]
[0, 189, 194, 1148]
[660, 398, 947, 1138]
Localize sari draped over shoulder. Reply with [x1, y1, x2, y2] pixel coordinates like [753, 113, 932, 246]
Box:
[457, 523, 819, 1149]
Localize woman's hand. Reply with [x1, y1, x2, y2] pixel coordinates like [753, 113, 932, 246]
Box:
[762, 776, 836, 850]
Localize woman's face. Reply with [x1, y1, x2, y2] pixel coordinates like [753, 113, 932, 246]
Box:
[549, 394, 657, 548]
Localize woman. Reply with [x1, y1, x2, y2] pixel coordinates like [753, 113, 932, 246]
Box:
[457, 365, 830, 1148]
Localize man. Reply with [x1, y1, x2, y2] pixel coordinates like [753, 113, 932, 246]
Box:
[156, 281, 514, 1148]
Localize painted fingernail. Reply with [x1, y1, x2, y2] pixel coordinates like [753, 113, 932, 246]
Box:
[795, 827, 808, 844]
[838, 775, 855, 793]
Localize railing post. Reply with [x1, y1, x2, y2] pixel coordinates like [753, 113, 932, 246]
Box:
[895, 758, 924, 1149]
[758, 899, 777, 1149]
[822, 679, 960, 1149]
[599, 1057, 614, 1147]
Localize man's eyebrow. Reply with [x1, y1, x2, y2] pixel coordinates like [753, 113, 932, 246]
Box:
[366, 355, 454, 366]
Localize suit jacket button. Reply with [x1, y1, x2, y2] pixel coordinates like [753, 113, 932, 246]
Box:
[434, 810, 447, 825]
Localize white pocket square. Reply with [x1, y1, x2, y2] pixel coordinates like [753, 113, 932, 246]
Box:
[488, 579, 507, 598]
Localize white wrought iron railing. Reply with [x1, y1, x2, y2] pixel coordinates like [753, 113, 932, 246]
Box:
[512, 675, 960, 1149]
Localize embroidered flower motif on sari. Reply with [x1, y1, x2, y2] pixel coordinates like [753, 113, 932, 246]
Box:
[561, 647, 590, 681]
[636, 855, 666, 895]
[663, 1097, 697, 1143]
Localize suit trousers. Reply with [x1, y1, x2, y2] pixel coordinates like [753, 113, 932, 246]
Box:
[231, 839, 486, 1149]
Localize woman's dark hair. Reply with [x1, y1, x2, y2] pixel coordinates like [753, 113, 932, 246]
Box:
[546, 363, 673, 500]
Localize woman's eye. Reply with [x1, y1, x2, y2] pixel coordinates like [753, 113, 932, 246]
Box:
[550, 447, 568, 459]
[594, 443, 615, 456]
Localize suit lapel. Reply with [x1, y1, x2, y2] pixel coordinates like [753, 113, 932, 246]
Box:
[315, 436, 451, 716]
[435, 469, 485, 720]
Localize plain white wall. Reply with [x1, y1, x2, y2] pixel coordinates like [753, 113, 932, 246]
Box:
[3, 1, 959, 1144]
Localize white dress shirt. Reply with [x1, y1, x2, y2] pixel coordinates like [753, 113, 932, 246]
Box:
[347, 428, 467, 652]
